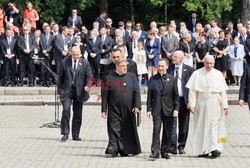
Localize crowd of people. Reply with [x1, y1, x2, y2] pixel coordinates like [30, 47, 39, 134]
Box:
[1, 1, 250, 160]
[0, 2, 250, 87]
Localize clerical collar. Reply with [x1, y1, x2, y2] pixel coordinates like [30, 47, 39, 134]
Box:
[115, 71, 125, 76]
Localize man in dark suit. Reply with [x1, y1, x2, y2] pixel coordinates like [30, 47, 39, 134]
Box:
[17, 25, 35, 86]
[95, 11, 107, 29]
[127, 31, 139, 59]
[239, 64, 250, 112]
[135, 23, 147, 42]
[126, 21, 134, 37]
[99, 27, 113, 58]
[53, 26, 72, 76]
[167, 50, 194, 155]
[105, 18, 116, 38]
[147, 58, 180, 159]
[161, 25, 179, 61]
[118, 21, 130, 44]
[87, 30, 102, 81]
[1, 29, 17, 86]
[67, 9, 83, 28]
[40, 25, 54, 86]
[226, 22, 237, 39]
[187, 13, 201, 32]
[245, 36, 250, 64]
[240, 27, 249, 55]
[58, 46, 93, 142]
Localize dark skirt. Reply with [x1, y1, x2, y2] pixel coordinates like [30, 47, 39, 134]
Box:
[215, 55, 229, 71]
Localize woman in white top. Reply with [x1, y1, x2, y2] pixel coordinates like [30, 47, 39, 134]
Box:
[229, 36, 246, 85]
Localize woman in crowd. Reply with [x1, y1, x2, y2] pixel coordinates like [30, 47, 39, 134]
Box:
[213, 30, 229, 78]
[195, 32, 209, 69]
[179, 33, 195, 67]
[145, 30, 160, 79]
[229, 36, 245, 85]
[73, 34, 86, 58]
[193, 23, 203, 44]
[0, 4, 5, 34]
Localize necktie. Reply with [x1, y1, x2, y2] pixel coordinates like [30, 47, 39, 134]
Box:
[46, 34, 49, 45]
[234, 46, 238, 57]
[175, 67, 180, 79]
[73, 60, 77, 86]
[161, 74, 166, 87]
[102, 36, 105, 43]
[8, 38, 11, 45]
[133, 40, 136, 48]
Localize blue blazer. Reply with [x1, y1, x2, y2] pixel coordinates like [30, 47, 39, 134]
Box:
[145, 37, 161, 57]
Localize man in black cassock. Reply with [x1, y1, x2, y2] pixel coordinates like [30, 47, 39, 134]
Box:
[101, 56, 141, 157]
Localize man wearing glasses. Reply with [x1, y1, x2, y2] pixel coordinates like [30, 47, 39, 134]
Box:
[17, 26, 35, 86]
[67, 9, 83, 28]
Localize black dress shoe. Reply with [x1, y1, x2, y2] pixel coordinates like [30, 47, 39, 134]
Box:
[198, 154, 209, 157]
[72, 137, 81, 141]
[168, 148, 177, 155]
[179, 148, 186, 155]
[161, 153, 170, 159]
[149, 153, 159, 159]
[61, 134, 68, 142]
[106, 148, 118, 157]
[211, 150, 221, 158]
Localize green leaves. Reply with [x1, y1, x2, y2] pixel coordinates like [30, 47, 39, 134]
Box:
[183, 0, 233, 21]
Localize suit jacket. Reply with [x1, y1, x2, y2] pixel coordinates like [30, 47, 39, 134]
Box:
[1, 37, 17, 57]
[161, 34, 179, 58]
[167, 64, 194, 105]
[179, 41, 196, 54]
[67, 15, 83, 27]
[187, 18, 201, 32]
[137, 31, 147, 42]
[127, 38, 138, 59]
[40, 33, 55, 58]
[147, 73, 180, 117]
[106, 26, 116, 38]
[58, 56, 93, 103]
[53, 34, 72, 60]
[86, 37, 102, 59]
[100, 35, 113, 58]
[17, 33, 35, 58]
[95, 16, 106, 28]
[240, 35, 249, 53]
[145, 38, 161, 57]
[239, 64, 250, 102]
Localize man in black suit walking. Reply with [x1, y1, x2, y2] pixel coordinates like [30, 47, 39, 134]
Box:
[167, 50, 194, 155]
[58, 46, 93, 142]
[147, 58, 180, 159]
[239, 64, 250, 113]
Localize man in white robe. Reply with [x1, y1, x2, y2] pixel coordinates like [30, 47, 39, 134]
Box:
[186, 55, 229, 158]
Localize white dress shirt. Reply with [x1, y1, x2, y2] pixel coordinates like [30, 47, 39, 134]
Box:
[175, 64, 183, 97]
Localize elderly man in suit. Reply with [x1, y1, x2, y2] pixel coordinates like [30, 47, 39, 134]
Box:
[40, 25, 55, 86]
[58, 46, 93, 142]
[67, 9, 83, 28]
[18, 25, 35, 86]
[99, 27, 113, 58]
[87, 30, 102, 81]
[167, 50, 194, 155]
[147, 58, 180, 159]
[161, 25, 179, 62]
[1, 29, 17, 86]
[53, 26, 72, 76]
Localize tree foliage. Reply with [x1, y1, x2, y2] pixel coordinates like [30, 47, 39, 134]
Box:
[183, 0, 233, 22]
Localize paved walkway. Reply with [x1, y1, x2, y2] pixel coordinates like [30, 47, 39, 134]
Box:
[0, 105, 250, 168]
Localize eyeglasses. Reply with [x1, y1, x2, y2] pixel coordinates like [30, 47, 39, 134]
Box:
[180, 25, 184, 26]
[106, 21, 111, 23]
[23, 29, 28, 31]
[136, 25, 140, 27]
[72, 12, 77, 13]
[112, 56, 119, 58]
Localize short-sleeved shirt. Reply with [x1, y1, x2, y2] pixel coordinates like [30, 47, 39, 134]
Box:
[0, 9, 5, 28]
[6, 9, 20, 26]
[24, 9, 39, 29]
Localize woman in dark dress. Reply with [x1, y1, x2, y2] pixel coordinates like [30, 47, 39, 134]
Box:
[73, 34, 85, 58]
[213, 30, 229, 78]
[195, 32, 210, 69]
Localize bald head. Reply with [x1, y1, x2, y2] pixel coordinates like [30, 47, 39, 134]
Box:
[172, 50, 184, 65]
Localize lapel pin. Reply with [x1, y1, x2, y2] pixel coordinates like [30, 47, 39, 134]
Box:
[79, 63, 82, 65]
[167, 78, 170, 81]
[123, 83, 126, 86]
[184, 69, 187, 71]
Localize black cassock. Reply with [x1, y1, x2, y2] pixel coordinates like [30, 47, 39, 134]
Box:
[101, 72, 141, 155]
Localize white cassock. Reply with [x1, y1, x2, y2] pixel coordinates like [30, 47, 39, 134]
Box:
[186, 67, 228, 155]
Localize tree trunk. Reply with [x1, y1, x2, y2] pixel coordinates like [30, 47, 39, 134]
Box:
[164, 0, 167, 24]
[130, 0, 135, 25]
[100, 0, 108, 14]
[242, 0, 250, 25]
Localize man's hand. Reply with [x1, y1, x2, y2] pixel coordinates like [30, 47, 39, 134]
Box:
[84, 86, 90, 92]
[33, 55, 38, 59]
[173, 110, 178, 117]
[90, 53, 96, 58]
[167, 53, 171, 58]
[62, 51, 67, 56]
[189, 105, 195, 114]
[102, 49, 105, 53]
[239, 99, 244, 107]
[146, 112, 152, 118]
[42, 50, 47, 54]
[132, 108, 140, 113]
[149, 55, 154, 59]
[101, 112, 107, 119]
[224, 108, 229, 116]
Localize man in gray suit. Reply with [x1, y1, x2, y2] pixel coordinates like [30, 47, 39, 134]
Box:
[58, 46, 93, 142]
[161, 25, 179, 62]
[67, 9, 83, 28]
[53, 26, 72, 76]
